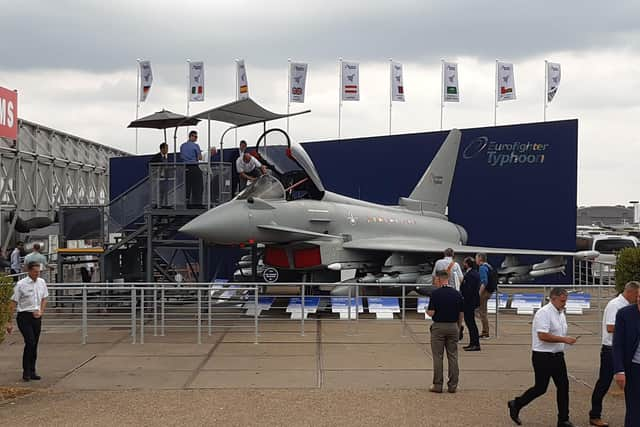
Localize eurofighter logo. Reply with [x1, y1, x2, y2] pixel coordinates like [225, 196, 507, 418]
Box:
[430, 173, 444, 184]
[463, 136, 548, 167]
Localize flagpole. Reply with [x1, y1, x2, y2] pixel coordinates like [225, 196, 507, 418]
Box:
[186, 59, 191, 119]
[287, 58, 291, 134]
[135, 58, 141, 154]
[440, 59, 445, 130]
[388, 58, 393, 135]
[234, 58, 239, 147]
[338, 57, 343, 140]
[544, 60, 548, 122]
[494, 59, 498, 126]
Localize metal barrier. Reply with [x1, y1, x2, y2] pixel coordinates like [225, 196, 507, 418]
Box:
[41, 280, 617, 345]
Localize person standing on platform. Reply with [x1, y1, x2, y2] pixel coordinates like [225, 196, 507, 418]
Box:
[460, 257, 481, 351]
[613, 286, 640, 427]
[589, 281, 639, 427]
[236, 151, 267, 191]
[231, 140, 247, 196]
[10, 241, 24, 281]
[427, 269, 464, 394]
[5, 262, 49, 381]
[149, 142, 171, 207]
[180, 130, 203, 208]
[476, 252, 497, 339]
[508, 287, 578, 427]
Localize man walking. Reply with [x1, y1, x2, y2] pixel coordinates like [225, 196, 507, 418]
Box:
[460, 257, 481, 351]
[613, 286, 640, 427]
[475, 253, 496, 339]
[589, 281, 639, 427]
[427, 269, 464, 393]
[508, 287, 578, 427]
[433, 248, 463, 290]
[5, 262, 49, 381]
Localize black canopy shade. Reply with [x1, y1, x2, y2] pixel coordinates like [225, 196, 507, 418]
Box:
[128, 109, 200, 129]
[191, 98, 310, 128]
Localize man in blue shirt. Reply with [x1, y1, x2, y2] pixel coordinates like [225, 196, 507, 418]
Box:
[180, 131, 203, 207]
[475, 252, 494, 339]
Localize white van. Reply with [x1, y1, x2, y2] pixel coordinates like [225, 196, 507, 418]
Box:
[576, 233, 639, 282]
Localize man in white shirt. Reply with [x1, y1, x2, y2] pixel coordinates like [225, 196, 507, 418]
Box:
[432, 248, 463, 290]
[236, 151, 267, 191]
[508, 287, 578, 427]
[5, 261, 49, 381]
[589, 282, 639, 427]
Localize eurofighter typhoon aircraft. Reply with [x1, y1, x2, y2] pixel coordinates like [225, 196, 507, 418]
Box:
[180, 129, 596, 289]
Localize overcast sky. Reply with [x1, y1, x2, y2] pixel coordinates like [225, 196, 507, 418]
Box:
[2, 0, 639, 205]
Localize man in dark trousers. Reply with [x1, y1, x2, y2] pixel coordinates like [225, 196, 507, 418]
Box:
[149, 142, 171, 207]
[460, 257, 481, 351]
[508, 287, 578, 427]
[5, 261, 49, 381]
[427, 269, 464, 393]
[589, 281, 639, 427]
[179, 130, 203, 208]
[613, 286, 640, 427]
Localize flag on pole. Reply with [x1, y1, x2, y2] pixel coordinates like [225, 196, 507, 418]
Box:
[390, 61, 405, 102]
[139, 60, 153, 102]
[442, 62, 459, 102]
[236, 59, 249, 100]
[289, 62, 308, 103]
[189, 61, 205, 102]
[341, 61, 360, 101]
[497, 62, 516, 101]
[546, 62, 561, 103]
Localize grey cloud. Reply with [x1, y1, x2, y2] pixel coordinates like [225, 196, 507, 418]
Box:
[3, 0, 640, 71]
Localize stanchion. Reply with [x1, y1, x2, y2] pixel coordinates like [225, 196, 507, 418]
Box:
[197, 289, 202, 344]
[161, 287, 165, 337]
[401, 285, 406, 338]
[131, 287, 136, 344]
[254, 285, 259, 344]
[81, 286, 88, 345]
[140, 288, 145, 344]
[208, 283, 212, 336]
[301, 283, 305, 336]
[153, 285, 158, 336]
[494, 284, 499, 338]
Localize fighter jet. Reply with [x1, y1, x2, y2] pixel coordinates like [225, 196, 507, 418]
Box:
[180, 129, 596, 287]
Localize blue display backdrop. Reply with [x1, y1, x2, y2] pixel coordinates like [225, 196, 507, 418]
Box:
[303, 120, 577, 254]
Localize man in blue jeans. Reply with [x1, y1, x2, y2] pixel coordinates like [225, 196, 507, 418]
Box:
[589, 281, 638, 427]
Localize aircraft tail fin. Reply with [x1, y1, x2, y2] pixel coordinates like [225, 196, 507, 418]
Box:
[407, 129, 461, 215]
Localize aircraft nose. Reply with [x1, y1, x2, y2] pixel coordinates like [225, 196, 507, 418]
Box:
[179, 201, 250, 244]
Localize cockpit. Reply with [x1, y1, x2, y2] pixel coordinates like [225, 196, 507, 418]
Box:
[241, 128, 325, 201]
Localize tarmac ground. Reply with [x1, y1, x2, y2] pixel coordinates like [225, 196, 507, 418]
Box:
[0, 310, 627, 426]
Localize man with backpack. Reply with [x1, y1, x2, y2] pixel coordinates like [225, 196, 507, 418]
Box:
[475, 252, 497, 339]
[432, 248, 464, 291]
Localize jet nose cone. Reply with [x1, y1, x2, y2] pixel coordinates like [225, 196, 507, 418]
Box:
[179, 201, 250, 244]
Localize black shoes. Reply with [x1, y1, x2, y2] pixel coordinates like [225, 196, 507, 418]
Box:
[22, 374, 30, 382]
[30, 373, 41, 380]
[508, 400, 522, 425]
[557, 422, 577, 427]
[463, 345, 481, 351]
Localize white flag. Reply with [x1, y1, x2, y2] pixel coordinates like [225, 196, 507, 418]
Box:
[497, 62, 516, 102]
[139, 60, 153, 103]
[289, 62, 308, 103]
[546, 62, 561, 103]
[442, 62, 459, 102]
[341, 61, 359, 101]
[236, 59, 249, 100]
[189, 61, 205, 102]
[390, 61, 405, 102]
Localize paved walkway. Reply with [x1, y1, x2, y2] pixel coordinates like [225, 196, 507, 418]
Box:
[0, 313, 626, 426]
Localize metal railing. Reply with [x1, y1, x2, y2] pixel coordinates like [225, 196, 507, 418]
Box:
[41, 279, 616, 345]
